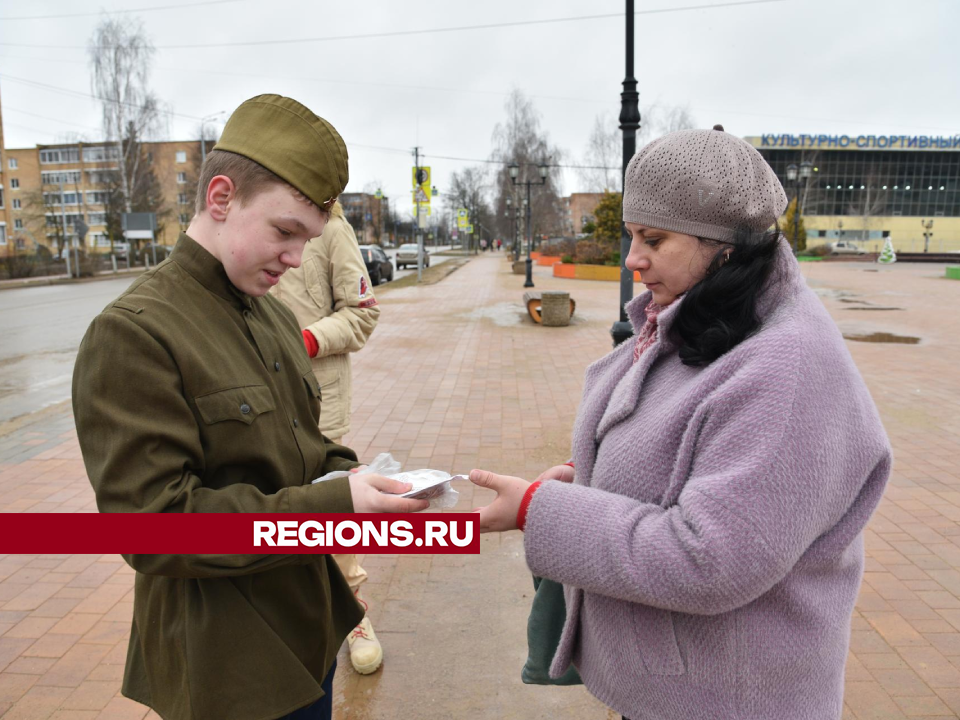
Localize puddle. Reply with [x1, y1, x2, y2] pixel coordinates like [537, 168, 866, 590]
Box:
[461, 302, 526, 327]
[844, 307, 904, 311]
[814, 289, 859, 299]
[842, 332, 919, 344]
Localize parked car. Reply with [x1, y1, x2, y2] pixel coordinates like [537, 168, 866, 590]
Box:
[829, 241, 866, 255]
[358, 244, 394, 285]
[396, 243, 430, 270]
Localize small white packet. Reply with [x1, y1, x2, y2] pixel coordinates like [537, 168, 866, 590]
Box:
[313, 452, 461, 510]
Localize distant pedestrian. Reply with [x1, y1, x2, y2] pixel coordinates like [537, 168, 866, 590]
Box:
[469, 126, 892, 720]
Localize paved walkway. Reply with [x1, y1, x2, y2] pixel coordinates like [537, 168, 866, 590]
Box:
[0, 254, 959, 719]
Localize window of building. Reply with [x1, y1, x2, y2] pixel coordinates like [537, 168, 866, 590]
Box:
[176, 151, 187, 163]
[44, 192, 81, 206]
[10, 178, 19, 189]
[82, 146, 121, 162]
[45, 213, 84, 227]
[177, 172, 187, 184]
[87, 212, 108, 225]
[178, 193, 189, 205]
[179, 213, 190, 224]
[13, 199, 21, 209]
[39, 148, 80, 164]
[14, 219, 23, 230]
[0, 188, 3, 208]
[42, 170, 82, 185]
[8, 158, 17, 170]
[86, 191, 110, 205]
[85, 168, 118, 185]
[0, 223, 5, 245]
[91, 233, 111, 247]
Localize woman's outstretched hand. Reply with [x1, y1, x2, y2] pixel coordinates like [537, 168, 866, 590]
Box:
[469, 469, 531, 533]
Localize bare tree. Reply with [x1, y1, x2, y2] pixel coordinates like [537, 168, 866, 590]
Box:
[578, 113, 621, 192]
[847, 165, 889, 242]
[444, 166, 490, 251]
[490, 90, 565, 241]
[89, 17, 166, 214]
[577, 104, 697, 194]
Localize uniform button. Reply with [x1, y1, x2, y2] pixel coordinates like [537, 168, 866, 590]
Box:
[274, 361, 281, 371]
[293, 418, 299, 428]
[240, 403, 251, 415]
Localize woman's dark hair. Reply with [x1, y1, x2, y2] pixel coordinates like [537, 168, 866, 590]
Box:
[672, 225, 783, 367]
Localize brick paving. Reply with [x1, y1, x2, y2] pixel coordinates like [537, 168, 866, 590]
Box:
[0, 253, 958, 719]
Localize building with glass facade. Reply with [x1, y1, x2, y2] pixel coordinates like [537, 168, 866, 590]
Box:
[747, 134, 960, 252]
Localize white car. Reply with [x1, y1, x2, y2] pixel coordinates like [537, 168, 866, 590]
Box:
[395, 243, 430, 270]
[829, 241, 866, 255]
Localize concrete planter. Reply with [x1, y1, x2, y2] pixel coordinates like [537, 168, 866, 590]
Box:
[512, 261, 527, 275]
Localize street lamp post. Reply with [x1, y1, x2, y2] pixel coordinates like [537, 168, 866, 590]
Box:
[785, 160, 813, 254]
[509, 162, 548, 289]
[611, 0, 642, 347]
[199, 111, 225, 165]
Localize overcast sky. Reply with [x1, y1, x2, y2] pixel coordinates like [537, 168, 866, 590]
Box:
[1, 0, 957, 219]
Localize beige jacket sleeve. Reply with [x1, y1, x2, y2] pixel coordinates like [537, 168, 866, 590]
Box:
[302, 215, 380, 357]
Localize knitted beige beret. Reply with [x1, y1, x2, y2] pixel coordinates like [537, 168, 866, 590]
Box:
[622, 126, 787, 242]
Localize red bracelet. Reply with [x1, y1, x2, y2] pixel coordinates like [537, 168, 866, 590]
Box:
[302, 329, 319, 358]
[564, 461, 574, 468]
[517, 481, 543, 532]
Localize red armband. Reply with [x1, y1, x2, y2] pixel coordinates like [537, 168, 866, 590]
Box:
[517, 481, 543, 532]
[302, 329, 319, 358]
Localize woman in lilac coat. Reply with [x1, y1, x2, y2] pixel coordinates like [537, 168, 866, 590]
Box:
[470, 127, 892, 720]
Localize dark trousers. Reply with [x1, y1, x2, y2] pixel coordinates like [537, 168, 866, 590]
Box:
[278, 660, 336, 720]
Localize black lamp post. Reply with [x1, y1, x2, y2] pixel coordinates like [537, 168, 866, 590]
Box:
[785, 160, 813, 254]
[509, 161, 548, 289]
[611, 0, 642, 347]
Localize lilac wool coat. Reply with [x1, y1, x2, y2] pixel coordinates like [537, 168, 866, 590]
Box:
[524, 240, 892, 720]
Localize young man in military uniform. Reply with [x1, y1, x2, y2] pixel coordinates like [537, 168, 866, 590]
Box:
[72, 94, 427, 720]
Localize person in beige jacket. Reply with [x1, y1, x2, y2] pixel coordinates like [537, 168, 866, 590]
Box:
[270, 201, 384, 675]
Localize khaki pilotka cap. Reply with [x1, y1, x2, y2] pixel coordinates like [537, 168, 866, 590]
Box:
[213, 94, 349, 210]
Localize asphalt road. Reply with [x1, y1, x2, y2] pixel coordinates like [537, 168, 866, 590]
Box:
[382, 244, 458, 282]
[0, 276, 138, 424]
[0, 245, 472, 424]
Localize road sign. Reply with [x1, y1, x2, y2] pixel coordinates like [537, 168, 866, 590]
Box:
[411, 166, 431, 206]
[466, 224, 474, 234]
[456, 208, 469, 229]
[365, 212, 373, 221]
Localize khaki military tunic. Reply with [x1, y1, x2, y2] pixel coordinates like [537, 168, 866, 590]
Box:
[72, 233, 364, 720]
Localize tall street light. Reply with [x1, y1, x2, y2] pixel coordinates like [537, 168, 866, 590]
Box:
[611, 0, 641, 347]
[509, 161, 548, 289]
[199, 111, 226, 165]
[785, 160, 813, 254]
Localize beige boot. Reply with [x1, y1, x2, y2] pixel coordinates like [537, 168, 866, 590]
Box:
[347, 595, 383, 674]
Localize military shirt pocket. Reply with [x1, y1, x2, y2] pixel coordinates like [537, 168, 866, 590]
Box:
[303, 370, 322, 402]
[195, 385, 276, 425]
